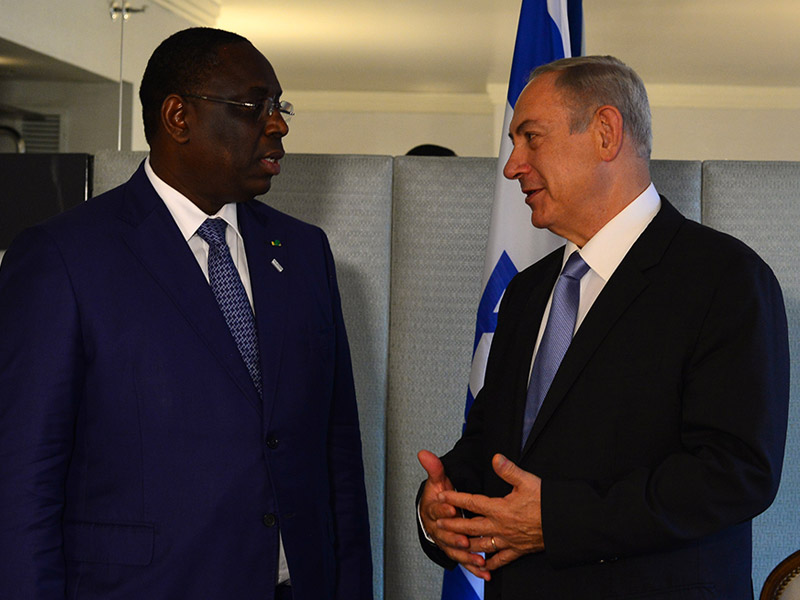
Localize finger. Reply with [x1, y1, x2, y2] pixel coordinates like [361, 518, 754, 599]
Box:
[491, 453, 530, 487]
[439, 490, 497, 516]
[462, 563, 492, 582]
[465, 535, 500, 554]
[419, 485, 454, 523]
[418, 450, 448, 485]
[427, 501, 457, 521]
[437, 515, 495, 537]
[437, 546, 487, 570]
[484, 548, 521, 571]
[430, 527, 471, 551]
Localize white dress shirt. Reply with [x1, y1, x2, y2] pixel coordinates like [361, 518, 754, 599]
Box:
[144, 158, 291, 585]
[528, 183, 662, 382]
[144, 159, 254, 306]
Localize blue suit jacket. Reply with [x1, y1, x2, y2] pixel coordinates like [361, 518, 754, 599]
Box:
[0, 163, 373, 600]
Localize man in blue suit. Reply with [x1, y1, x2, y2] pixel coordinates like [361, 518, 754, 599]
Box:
[0, 28, 372, 600]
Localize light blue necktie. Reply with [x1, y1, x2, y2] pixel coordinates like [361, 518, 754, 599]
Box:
[196, 218, 262, 396]
[521, 251, 590, 447]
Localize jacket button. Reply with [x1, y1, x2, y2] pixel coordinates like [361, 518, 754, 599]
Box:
[266, 437, 279, 449]
[262, 513, 277, 527]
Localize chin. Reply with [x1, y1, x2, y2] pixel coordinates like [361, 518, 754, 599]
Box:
[530, 218, 551, 231]
[528, 209, 550, 230]
[247, 179, 272, 199]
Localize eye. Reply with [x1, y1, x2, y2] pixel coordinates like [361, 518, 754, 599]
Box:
[245, 100, 267, 119]
[247, 97, 282, 121]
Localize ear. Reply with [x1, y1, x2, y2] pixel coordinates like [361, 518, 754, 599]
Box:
[160, 94, 191, 144]
[593, 105, 624, 162]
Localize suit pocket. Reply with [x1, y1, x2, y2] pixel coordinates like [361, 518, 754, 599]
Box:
[63, 520, 154, 566]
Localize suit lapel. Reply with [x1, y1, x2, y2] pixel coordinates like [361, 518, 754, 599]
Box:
[521, 199, 686, 455]
[117, 164, 263, 416]
[237, 201, 287, 425]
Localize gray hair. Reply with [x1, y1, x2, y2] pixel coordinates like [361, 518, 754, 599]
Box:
[530, 55, 652, 159]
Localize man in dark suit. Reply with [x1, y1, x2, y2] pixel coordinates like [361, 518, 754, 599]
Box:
[417, 56, 789, 599]
[0, 28, 372, 600]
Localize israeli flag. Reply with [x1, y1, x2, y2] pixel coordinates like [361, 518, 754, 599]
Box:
[442, 1, 582, 599]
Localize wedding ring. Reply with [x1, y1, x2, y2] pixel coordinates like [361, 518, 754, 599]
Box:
[490, 536, 497, 552]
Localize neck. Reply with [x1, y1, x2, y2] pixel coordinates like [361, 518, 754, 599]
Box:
[567, 161, 651, 247]
[149, 152, 223, 215]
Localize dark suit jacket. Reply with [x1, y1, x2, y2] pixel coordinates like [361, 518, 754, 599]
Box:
[0, 163, 373, 600]
[422, 199, 789, 599]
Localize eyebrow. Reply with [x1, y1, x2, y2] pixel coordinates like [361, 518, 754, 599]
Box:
[250, 86, 283, 96]
[243, 86, 282, 98]
[508, 118, 543, 140]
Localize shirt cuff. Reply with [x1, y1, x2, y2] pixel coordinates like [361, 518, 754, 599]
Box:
[417, 498, 436, 544]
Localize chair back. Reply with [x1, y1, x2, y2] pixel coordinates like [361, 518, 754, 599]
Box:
[761, 549, 800, 599]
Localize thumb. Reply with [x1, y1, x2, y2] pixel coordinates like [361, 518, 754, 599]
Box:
[418, 449, 446, 484]
[492, 453, 528, 487]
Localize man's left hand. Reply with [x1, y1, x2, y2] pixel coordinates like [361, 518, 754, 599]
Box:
[437, 453, 544, 571]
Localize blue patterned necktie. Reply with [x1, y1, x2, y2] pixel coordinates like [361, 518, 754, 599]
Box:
[196, 218, 262, 396]
[521, 251, 590, 447]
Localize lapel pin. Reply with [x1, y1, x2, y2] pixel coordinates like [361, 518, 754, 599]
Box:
[271, 239, 282, 247]
[271, 258, 284, 272]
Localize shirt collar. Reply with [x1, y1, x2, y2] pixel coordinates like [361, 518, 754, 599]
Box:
[144, 157, 241, 242]
[563, 183, 661, 281]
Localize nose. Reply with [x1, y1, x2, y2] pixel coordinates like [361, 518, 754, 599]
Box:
[503, 142, 530, 181]
[265, 111, 289, 137]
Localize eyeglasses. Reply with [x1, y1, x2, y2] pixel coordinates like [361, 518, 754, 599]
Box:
[184, 94, 294, 123]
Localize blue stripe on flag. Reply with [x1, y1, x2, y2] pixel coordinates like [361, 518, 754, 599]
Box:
[441, 2, 582, 599]
[507, 2, 566, 107]
[472, 251, 518, 355]
[466, 252, 517, 420]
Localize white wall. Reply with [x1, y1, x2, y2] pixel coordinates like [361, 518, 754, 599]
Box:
[2, 2, 799, 161]
[648, 84, 800, 161]
[0, 0, 193, 152]
[652, 106, 800, 161]
[282, 91, 496, 157]
[0, 80, 131, 153]
[281, 85, 800, 161]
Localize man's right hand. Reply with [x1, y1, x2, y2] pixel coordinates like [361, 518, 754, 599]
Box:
[417, 450, 490, 581]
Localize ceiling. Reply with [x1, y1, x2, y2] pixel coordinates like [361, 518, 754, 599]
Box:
[0, 38, 111, 84]
[1, 0, 799, 95]
[216, 0, 800, 94]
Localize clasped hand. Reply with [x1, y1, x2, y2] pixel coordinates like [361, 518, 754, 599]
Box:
[417, 450, 544, 582]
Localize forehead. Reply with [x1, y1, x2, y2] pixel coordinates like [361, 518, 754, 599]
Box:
[510, 73, 569, 128]
[204, 42, 281, 97]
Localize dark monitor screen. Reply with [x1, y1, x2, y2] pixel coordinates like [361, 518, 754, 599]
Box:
[0, 153, 91, 249]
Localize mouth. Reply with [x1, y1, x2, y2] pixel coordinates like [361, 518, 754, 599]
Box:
[522, 187, 544, 204]
[259, 150, 285, 176]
